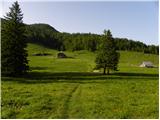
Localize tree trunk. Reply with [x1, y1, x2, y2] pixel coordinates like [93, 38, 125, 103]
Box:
[103, 67, 106, 75]
[107, 68, 110, 75]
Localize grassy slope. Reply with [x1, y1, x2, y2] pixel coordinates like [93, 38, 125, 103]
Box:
[1, 43, 159, 119]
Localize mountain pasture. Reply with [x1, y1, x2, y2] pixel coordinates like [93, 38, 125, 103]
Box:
[1, 44, 159, 119]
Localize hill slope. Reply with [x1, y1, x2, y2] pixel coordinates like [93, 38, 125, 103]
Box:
[25, 23, 61, 49]
[27, 43, 159, 73]
[26, 23, 59, 33]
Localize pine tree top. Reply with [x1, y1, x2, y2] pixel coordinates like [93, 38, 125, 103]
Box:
[5, 1, 23, 23]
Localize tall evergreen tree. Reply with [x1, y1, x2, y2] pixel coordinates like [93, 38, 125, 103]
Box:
[1, 1, 29, 76]
[95, 30, 119, 75]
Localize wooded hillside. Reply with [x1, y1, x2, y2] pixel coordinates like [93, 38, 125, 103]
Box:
[1, 18, 159, 54]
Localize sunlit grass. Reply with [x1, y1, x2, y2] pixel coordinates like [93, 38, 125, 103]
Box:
[1, 43, 159, 119]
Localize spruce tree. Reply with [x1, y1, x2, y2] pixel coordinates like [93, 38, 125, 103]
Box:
[1, 1, 29, 76]
[95, 30, 119, 75]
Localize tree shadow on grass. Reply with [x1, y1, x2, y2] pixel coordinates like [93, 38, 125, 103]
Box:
[114, 72, 158, 77]
[2, 71, 158, 84]
[30, 67, 48, 70]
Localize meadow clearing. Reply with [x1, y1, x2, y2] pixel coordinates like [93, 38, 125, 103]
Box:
[1, 43, 159, 119]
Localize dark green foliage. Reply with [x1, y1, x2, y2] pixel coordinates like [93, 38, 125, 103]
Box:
[1, 18, 159, 54]
[59, 33, 101, 52]
[25, 23, 62, 50]
[95, 30, 120, 75]
[114, 38, 159, 54]
[1, 1, 29, 76]
[144, 45, 159, 55]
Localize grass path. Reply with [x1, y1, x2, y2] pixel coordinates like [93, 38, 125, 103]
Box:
[62, 84, 80, 118]
[1, 45, 159, 119]
[2, 76, 158, 118]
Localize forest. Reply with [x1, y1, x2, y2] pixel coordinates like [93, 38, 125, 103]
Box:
[1, 18, 159, 54]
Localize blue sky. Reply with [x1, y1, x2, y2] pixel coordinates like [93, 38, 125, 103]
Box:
[1, 0, 159, 45]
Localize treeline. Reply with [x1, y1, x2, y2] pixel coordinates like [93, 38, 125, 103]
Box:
[25, 25, 158, 54]
[56, 32, 101, 51]
[1, 18, 159, 54]
[115, 38, 159, 54]
[60, 33, 159, 54]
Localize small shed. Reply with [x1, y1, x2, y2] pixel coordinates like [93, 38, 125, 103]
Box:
[139, 61, 154, 68]
[57, 52, 67, 58]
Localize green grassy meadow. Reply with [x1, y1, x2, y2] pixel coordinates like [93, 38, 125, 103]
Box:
[1, 43, 159, 119]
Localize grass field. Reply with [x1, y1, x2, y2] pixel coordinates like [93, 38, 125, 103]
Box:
[1, 43, 159, 119]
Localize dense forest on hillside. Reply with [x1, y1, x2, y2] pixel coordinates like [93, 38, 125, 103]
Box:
[1, 18, 159, 54]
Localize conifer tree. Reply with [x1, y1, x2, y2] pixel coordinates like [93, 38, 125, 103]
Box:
[95, 30, 119, 75]
[1, 1, 29, 76]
